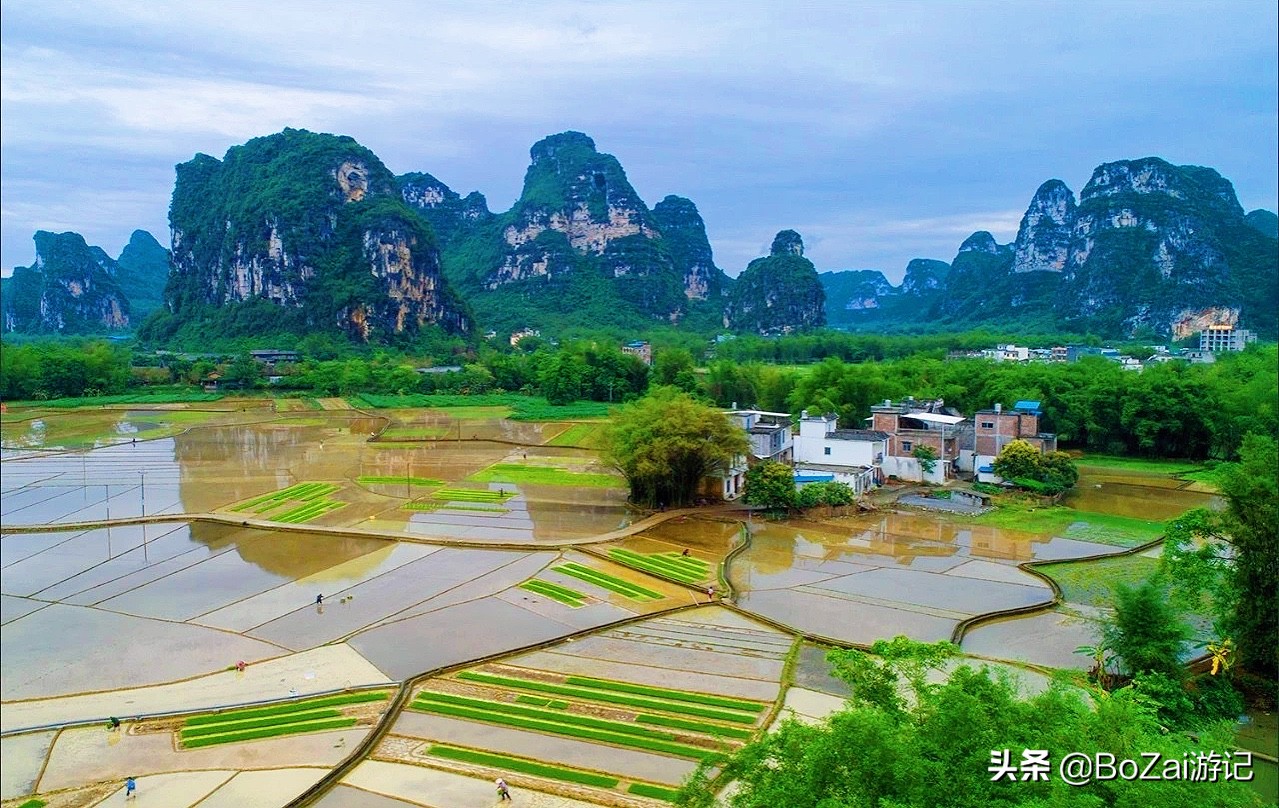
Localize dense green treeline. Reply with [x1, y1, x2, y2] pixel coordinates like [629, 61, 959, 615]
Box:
[4, 335, 1273, 461]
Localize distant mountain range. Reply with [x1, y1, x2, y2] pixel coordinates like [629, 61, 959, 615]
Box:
[2, 131, 1274, 342]
[821, 158, 1278, 340]
[1, 230, 168, 334]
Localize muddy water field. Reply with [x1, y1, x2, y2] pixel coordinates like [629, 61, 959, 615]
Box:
[2, 403, 1242, 807]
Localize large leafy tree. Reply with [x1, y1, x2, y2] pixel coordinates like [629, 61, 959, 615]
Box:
[602, 387, 748, 507]
[676, 638, 1259, 808]
[1165, 433, 1279, 674]
[743, 460, 796, 510]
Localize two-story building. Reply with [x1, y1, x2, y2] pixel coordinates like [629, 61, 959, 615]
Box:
[964, 400, 1058, 483]
[795, 398, 964, 486]
[794, 412, 885, 494]
[867, 399, 965, 484]
[727, 410, 794, 464]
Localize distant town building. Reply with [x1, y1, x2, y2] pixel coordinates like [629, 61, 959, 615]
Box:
[621, 340, 653, 365]
[415, 365, 463, 374]
[249, 349, 299, 368]
[1199, 324, 1256, 352]
[510, 328, 540, 347]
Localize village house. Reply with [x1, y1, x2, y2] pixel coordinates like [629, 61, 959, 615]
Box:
[620, 340, 653, 365]
[795, 398, 964, 486]
[702, 409, 793, 501]
[962, 400, 1058, 483]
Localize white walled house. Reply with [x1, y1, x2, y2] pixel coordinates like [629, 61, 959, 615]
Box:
[794, 412, 887, 491]
[727, 410, 794, 464]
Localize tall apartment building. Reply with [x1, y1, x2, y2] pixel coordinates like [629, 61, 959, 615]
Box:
[1199, 325, 1256, 352]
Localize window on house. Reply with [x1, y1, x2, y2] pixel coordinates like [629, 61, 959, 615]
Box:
[902, 441, 913, 452]
[980, 421, 995, 429]
[824, 447, 831, 456]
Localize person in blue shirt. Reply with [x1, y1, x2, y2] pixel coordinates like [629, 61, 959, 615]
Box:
[125, 777, 137, 798]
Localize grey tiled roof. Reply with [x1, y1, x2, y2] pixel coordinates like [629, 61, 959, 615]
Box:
[828, 429, 890, 441]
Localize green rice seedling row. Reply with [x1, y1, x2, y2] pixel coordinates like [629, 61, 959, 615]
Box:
[229, 482, 331, 512]
[433, 487, 513, 503]
[607, 550, 707, 584]
[273, 500, 345, 523]
[514, 695, 568, 708]
[406, 700, 714, 760]
[413, 692, 683, 741]
[554, 563, 663, 600]
[519, 579, 587, 606]
[628, 783, 681, 802]
[656, 551, 712, 573]
[357, 475, 445, 486]
[546, 423, 600, 447]
[180, 708, 342, 738]
[454, 672, 758, 724]
[636, 714, 753, 739]
[427, 744, 620, 788]
[181, 717, 357, 748]
[184, 691, 389, 727]
[563, 676, 766, 713]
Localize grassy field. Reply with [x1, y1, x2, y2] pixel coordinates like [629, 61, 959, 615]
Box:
[553, 563, 664, 601]
[353, 393, 611, 422]
[7, 391, 226, 408]
[1074, 455, 1207, 475]
[179, 691, 388, 748]
[1037, 553, 1162, 607]
[607, 549, 712, 585]
[547, 423, 607, 448]
[470, 463, 621, 488]
[974, 504, 1165, 547]
[377, 426, 450, 440]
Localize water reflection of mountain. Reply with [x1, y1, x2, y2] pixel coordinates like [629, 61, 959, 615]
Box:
[187, 522, 389, 578]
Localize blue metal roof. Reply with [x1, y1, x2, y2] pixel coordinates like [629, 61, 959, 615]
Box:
[977, 465, 994, 473]
[1013, 400, 1041, 413]
[794, 474, 835, 484]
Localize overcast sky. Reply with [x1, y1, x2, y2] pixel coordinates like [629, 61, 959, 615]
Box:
[2, 0, 1276, 282]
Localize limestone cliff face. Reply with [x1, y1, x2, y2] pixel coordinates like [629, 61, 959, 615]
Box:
[820, 269, 895, 312]
[1012, 180, 1077, 273]
[1058, 157, 1274, 337]
[726, 231, 825, 334]
[114, 230, 171, 321]
[651, 195, 728, 301]
[404, 132, 723, 333]
[159, 129, 468, 342]
[900, 258, 951, 295]
[2, 231, 130, 333]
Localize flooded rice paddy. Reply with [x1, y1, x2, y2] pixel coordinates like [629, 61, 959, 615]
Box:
[0, 403, 1231, 806]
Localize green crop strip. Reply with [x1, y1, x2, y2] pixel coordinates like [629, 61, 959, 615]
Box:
[636, 714, 753, 739]
[547, 423, 602, 447]
[514, 695, 568, 708]
[554, 563, 663, 600]
[229, 482, 337, 512]
[413, 692, 684, 741]
[181, 716, 356, 748]
[272, 500, 346, 523]
[357, 475, 445, 486]
[184, 691, 389, 727]
[455, 672, 758, 724]
[17, 800, 47, 808]
[628, 783, 681, 802]
[432, 487, 514, 503]
[562, 676, 766, 713]
[180, 708, 341, 738]
[407, 700, 714, 759]
[519, 579, 587, 606]
[471, 463, 621, 488]
[427, 744, 619, 788]
[608, 549, 709, 584]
